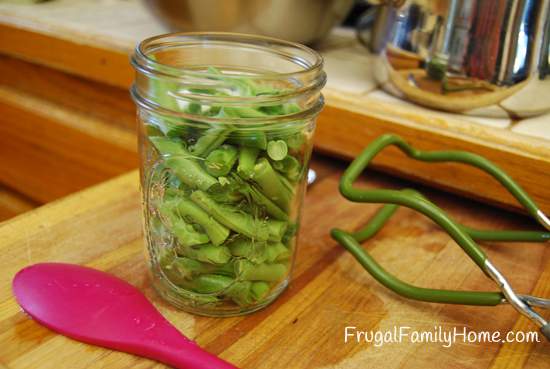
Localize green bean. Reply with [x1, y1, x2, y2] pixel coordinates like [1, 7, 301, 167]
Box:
[165, 256, 202, 280]
[225, 281, 254, 306]
[250, 281, 270, 300]
[222, 106, 269, 118]
[150, 137, 218, 191]
[236, 260, 287, 282]
[178, 244, 232, 265]
[191, 190, 287, 242]
[252, 158, 293, 211]
[186, 102, 202, 114]
[145, 116, 189, 138]
[283, 103, 301, 115]
[190, 190, 269, 241]
[265, 242, 290, 263]
[214, 260, 235, 276]
[278, 173, 295, 196]
[237, 147, 259, 179]
[245, 184, 289, 221]
[267, 140, 288, 161]
[207, 66, 285, 98]
[229, 238, 288, 263]
[260, 105, 285, 115]
[144, 66, 189, 135]
[175, 198, 230, 245]
[207, 177, 244, 204]
[150, 214, 170, 240]
[191, 127, 232, 157]
[272, 155, 301, 182]
[230, 173, 288, 220]
[150, 136, 187, 156]
[164, 186, 186, 199]
[159, 251, 226, 302]
[145, 123, 164, 137]
[226, 281, 271, 306]
[148, 57, 180, 112]
[228, 131, 268, 150]
[285, 131, 306, 150]
[159, 249, 183, 284]
[186, 274, 234, 294]
[266, 220, 288, 242]
[159, 201, 209, 247]
[205, 144, 238, 177]
[227, 237, 268, 263]
[260, 102, 300, 116]
[171, 257, 235, 278]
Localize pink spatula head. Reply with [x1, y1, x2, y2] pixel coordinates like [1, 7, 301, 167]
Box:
[12, 263, 237, 369]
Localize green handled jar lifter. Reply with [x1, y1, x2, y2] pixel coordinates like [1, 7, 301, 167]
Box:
[331, 134, 550, 341]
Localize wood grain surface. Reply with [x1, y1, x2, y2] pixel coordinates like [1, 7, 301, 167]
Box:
[1, 1, 549, 214]
[0, 55, 136, 132]
[0, 22, 133, 89]
[0, 185, 36, 222]
[0, 157, 548, 369]
[0, 85, 138, 203]
[315, 104, 550, 215]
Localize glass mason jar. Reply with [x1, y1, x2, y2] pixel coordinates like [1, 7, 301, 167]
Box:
[131, 33, 325, 316]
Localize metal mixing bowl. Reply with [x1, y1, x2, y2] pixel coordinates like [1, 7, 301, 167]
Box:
[358, 0, 550, 118]
[144, 0, 355, 45]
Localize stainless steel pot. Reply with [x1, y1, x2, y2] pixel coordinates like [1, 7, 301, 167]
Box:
[358, 0, 550, 118]
[144, 0, 354, 45]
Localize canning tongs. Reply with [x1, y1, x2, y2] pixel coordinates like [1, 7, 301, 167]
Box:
[331, 134, 550, 341]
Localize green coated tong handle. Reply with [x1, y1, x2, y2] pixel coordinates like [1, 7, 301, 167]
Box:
[331, 134, 550, 340]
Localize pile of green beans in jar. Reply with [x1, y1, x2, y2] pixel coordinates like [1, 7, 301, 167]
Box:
[145, 67, 312, 313]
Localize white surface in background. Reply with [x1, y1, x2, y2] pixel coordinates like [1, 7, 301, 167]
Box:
[366, 90, 512, 129]
[319, 28, 378, 94]
[512, 115, 550, 140]
[0, 0, 166, 51]
[319, 29, 547, 139]
[0, 1, 548, 142]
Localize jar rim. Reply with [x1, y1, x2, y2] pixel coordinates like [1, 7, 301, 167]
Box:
[132, 31, 324, 81]
[131, 32, 326, 124]
[130, 85, 325, 125]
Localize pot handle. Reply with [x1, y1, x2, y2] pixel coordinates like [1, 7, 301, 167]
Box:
[355, 6, 376, 48]
[355, 1, 399, 53]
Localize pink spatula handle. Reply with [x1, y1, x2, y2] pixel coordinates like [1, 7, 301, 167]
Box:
[13, 263, 237, 369]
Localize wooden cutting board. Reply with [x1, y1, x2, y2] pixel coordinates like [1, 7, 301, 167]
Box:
[1, 157, 549, 369]
[1, 0, 549, 215]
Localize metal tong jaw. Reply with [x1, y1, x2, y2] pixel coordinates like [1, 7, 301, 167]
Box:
[330, 134, 550, 341]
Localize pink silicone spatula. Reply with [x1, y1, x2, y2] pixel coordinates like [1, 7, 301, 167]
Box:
[12, 263, 237, 369]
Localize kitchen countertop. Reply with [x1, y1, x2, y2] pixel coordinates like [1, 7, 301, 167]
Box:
[2, 0, 550, 139]
[1, 156, 549, 369]
[1, 0, 548, 137]
[2, 0, 550, 215]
